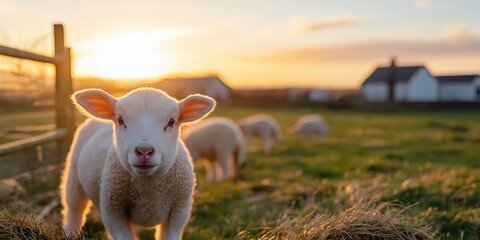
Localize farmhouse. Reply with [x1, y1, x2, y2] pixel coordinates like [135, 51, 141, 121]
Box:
[361, 59, 480, 103]
[361, 60, 439, 102]
[153, 75, 232, 101]
[437, 75, 480, 102]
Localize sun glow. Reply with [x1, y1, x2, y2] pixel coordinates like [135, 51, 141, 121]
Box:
[78, 47, 166, 79]
[75, 31, 182, 80]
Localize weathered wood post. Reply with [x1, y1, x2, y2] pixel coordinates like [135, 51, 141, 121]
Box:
[54, 24, 75, 160]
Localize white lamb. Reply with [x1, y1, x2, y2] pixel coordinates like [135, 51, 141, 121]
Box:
[60, 88, 215, 240]
[289, 114, 328, 142]
[182, 117, 245, 183]
[237, 114, 281, 154]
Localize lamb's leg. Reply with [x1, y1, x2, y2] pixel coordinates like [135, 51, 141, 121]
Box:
[156, 200, 192, 240]
[203, 160, 216, 183]
[261, 134, 273, 154]
[101, 210, 136, 240]
[213, 160, 223, 182]
[100, 190, 135, 240]
[232, 146, 244, 178]
[61, 166, 91, 236]
[218, 152, 232, 180]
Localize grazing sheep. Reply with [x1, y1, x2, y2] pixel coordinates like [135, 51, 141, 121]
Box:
[182, 117, 245, 183]
[289, 114, 328, 142]
[237, 114, 281, 154]
[60, 88, 215, 240]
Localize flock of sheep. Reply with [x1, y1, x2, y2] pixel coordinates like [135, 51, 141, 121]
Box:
[60, 88, 328, 240]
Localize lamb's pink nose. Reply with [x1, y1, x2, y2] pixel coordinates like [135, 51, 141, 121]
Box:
[135, 146, 155, 160]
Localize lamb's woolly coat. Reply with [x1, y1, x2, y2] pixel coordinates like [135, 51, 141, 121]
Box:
[238, 114, 280, 154]
[182, 117, 245, 182]
[100, 139, 194, 227]
[60, 88, 215, 240]
[290, 114, 328, 141]
[64, 120, 194, 225]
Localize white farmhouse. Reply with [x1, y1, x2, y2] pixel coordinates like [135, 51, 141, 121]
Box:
[437, 75, 480, 102]
[361, 61, 439, 102]
[154, 75, 232, 101]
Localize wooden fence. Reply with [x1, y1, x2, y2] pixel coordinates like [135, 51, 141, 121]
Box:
[0, 24, 74, 166]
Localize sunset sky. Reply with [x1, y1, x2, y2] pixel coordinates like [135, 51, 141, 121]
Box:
[0, 0, 479, 88]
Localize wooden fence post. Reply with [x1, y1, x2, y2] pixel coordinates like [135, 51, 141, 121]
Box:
[54, 24, 74, 160]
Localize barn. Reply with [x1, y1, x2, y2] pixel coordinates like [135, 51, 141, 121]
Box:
[437, 75, 480, 102]
[153, 75, 232, 101]
[361, 60, 439, 102]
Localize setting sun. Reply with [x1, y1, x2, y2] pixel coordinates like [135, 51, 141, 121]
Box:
[74, 32, 179, 80]
[1, 0, 479, 88]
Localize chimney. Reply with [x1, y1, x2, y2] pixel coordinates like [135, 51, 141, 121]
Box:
[387, 56, 396, 102]
[390, 57, 396, 67]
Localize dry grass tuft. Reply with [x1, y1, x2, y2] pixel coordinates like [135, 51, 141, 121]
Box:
[0, 208, 109, 240]
[239, 201, 434, 240]
[0, 209, 63, 240]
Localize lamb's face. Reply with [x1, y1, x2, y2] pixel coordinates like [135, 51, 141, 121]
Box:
[114, 90, 180, 176]
[73, 87, 216, 177]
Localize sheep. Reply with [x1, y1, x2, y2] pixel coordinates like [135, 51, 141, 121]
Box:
[237, 114, 281, 154]
[289, 114, 328, 142]
[182, 117, 245, 183]
[59, 88, 215, 240]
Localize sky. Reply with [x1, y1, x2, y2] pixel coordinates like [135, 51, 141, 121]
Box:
[0, 0, 479, 89]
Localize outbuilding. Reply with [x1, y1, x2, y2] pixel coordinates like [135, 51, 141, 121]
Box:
[154, 75, 232, 101]
[361, 60, 439, 102]
[437, 75, 480, 102]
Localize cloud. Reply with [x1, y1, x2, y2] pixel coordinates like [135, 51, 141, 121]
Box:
[412, 0, 431, 9]
[249, 39, 480, 64]
[444, 26, 477, 43]
[412, 0, 449, 9]
[289, 15, 357, 33]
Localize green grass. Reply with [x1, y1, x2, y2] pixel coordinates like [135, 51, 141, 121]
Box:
[2, 106, 480, 239]
[182, 107, 480, 239]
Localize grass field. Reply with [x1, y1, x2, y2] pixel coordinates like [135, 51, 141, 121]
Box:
[181, 106, 480, 240]
[2, 106, 480, 239]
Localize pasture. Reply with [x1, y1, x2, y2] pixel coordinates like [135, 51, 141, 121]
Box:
[1, 106, 480, 239]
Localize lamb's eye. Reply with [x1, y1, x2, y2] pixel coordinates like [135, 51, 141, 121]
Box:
[164, 118, 175, 130]
[117, 116, 126, 128]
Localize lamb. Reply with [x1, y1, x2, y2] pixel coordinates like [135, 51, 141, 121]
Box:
[59, 88, 215, 240]
[237, 114, 281, 154]
[289, 114, 328, 142]
[182, 117, 245, 183]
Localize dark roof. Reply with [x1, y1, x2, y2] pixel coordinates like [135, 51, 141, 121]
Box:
[362, 66, 424, 85]
[436, 75, 479, 84]
[157, 75, 232, 91]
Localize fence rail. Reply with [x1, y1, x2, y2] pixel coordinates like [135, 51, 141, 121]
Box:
[0, 129, 67, 157]
[0, 24, 74, 173]
[0, 45, 59, 64]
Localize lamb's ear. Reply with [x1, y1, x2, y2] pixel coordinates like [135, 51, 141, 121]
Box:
[178, 94, 216, 124]
[72, 88, 117, 121]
